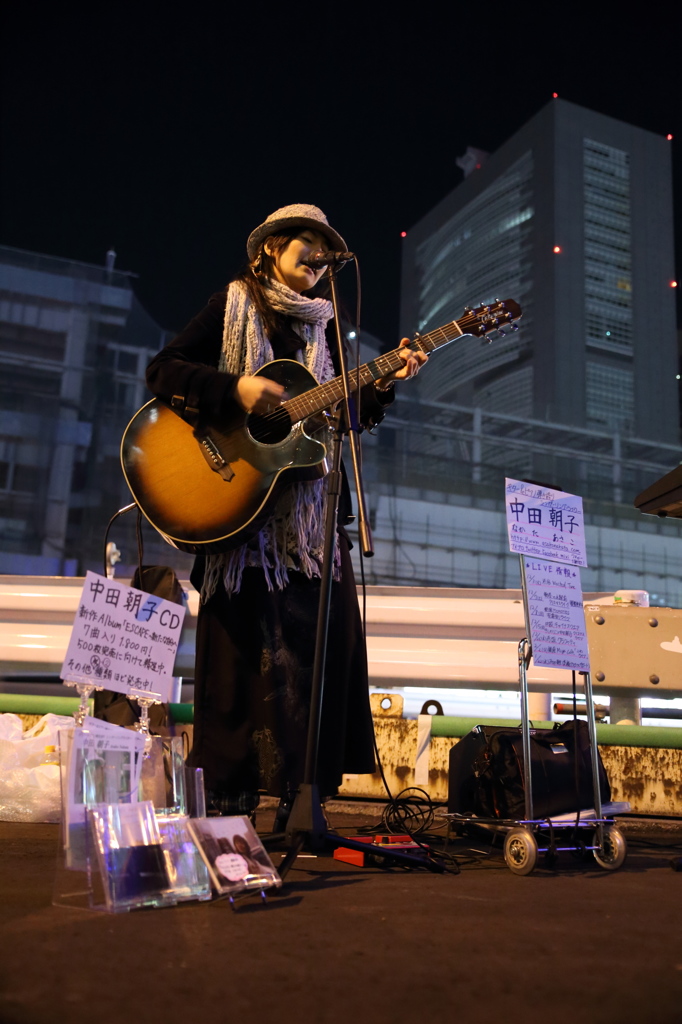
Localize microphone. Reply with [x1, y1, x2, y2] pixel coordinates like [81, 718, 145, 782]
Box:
[301, 250, 356, 269]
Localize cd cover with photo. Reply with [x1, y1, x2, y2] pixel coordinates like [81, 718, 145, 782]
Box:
[188, 816, 282, 896]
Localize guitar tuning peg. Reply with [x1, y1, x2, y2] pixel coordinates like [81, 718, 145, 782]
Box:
[464, 306, 472, 313]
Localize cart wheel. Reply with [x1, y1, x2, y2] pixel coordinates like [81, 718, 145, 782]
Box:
[504, 828, 538, 876]
[593, 826, 627, 871]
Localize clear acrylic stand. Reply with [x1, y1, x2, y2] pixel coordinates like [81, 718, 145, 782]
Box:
[138, 735, 186, 813]
[183, 765, 206, 818]
[62, 679, 103, 726]
[54, 726, 211, 911]
[131, 694, 160, 754]
[156, 813, 212, 902]
[54, 729, 139, 909]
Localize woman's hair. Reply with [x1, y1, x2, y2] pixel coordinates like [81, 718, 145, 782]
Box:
[231, 227, 330, 337]
[232, 833, 249, 854]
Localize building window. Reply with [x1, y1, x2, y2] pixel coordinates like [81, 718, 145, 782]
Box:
[105, 346, 140, 375]
[586, 360, 634, 433]
[474, 365, 533, 417]
[12, 463, 42, 494]
[0, 322, 67, 362]
[414, 151, 534, 403]
[0, 367, 62, 415]
[583, 139, 632, 355]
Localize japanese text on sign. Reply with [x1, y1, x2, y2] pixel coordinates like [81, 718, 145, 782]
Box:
[60, 571, 186, 702]
[505, 478, 588, 567]
[524, 557, 591, 673]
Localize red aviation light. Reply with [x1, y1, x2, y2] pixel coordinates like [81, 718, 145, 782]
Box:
[400, 231, 407, 238]
[671, 280, 678, 288]
[667, 134, 674, 141]
[553, 245, 562, 253]
[553, 92, 559, 98]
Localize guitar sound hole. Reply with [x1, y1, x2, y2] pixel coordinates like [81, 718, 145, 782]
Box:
[247, 408, 292, 445]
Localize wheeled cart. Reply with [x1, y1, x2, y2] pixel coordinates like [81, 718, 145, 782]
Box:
[447, 799, 628, 876]
[445, 602, 629, 876]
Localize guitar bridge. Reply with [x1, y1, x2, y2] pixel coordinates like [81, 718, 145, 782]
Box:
[197, 433, 235, 482]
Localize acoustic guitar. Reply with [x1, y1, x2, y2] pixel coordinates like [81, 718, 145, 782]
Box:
[121, 299, 522, 553]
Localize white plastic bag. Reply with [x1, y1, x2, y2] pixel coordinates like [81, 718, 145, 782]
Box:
[0, 713, 75, 822]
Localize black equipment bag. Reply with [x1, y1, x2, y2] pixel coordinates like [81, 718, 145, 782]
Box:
[447, 720, 611, 820]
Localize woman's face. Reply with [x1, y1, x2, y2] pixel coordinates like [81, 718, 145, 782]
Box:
[265, 229, 329, 294]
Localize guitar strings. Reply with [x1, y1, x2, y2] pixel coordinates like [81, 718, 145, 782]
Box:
[280, 301, 518, 424]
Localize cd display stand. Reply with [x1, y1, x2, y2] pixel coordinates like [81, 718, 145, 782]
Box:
[53, 727, 211, 911]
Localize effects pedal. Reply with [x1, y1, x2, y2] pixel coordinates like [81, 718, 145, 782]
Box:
[333, 835, 427, 867]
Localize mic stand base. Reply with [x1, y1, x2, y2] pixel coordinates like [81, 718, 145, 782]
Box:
[274, 783, 445, 880]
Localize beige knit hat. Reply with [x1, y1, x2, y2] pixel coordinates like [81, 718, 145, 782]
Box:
[246, 204, 347, 260]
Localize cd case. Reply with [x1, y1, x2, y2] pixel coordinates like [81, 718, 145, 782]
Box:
[189, 816, 282, 897]
[88, 801, 171, 911]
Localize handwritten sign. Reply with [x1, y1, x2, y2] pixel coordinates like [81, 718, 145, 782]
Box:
[524, 557, 590, 672]
[61, 571, 185, 702]
[505, 478, 587, 567]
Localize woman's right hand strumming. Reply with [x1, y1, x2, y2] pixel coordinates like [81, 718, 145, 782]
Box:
[235, 376, 287, 414]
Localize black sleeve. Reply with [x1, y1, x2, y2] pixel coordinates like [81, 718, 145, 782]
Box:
[145, 290, 239, 422]
[358, 380, 394, 431]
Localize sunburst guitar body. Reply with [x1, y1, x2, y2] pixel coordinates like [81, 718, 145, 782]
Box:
[121, 359, 331, 553]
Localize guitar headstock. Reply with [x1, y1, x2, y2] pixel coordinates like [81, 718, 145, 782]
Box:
[459, 299, 522, 339]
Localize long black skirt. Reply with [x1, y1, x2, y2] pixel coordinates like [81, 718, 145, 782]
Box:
[187, 536, 375, 800]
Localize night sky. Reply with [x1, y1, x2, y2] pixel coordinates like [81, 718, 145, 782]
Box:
[2, 7, 679, 344]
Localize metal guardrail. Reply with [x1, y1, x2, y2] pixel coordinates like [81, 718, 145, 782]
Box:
[4, 576, 682, 698]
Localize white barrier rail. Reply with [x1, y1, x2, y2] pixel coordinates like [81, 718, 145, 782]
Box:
[0, 576, 642, 694]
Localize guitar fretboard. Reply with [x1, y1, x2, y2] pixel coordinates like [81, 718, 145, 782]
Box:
[283, 314, 474, 424]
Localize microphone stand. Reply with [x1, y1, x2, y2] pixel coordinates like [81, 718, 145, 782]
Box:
[275, 261, 443, 879]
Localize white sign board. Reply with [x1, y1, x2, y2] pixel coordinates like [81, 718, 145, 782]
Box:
[505, 478, 587, 567]
[61, 571, 185, 702]
[523, 557, 591, 673]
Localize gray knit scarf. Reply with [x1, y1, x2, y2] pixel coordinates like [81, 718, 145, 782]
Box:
[200, 277, 337, 602]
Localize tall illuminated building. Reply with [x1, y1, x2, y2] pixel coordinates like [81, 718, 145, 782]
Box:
[400, 98, 678, 444]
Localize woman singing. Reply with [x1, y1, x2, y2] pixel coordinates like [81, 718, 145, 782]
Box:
[146, 204, 426, 824]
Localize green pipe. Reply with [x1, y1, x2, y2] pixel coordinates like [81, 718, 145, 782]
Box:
[593, 723, 682, 749]
[169, 702, 193, 723]
[0, 693, 88, 716]
[428, 714, 682, 749]
[3, 696, 681, 750]
[0, 692, 189, 722]
[429, 716, 553, 737]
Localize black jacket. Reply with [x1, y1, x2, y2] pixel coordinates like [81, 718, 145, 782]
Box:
[145, 289, 394, 560]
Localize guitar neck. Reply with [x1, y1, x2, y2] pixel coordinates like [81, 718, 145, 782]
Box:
[283, 315, 469, 423]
